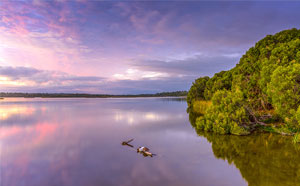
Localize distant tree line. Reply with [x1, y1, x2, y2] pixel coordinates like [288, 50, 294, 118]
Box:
[0, 91, 187, 98]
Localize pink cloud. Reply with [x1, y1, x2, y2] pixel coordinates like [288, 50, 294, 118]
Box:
[0, 1, 79, 38]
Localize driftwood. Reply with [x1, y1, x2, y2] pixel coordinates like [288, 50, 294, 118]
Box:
[244, 107, 268, 126]
[121, 139, 134, 148]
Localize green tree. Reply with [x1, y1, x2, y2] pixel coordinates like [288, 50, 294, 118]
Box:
[232, 28, 300, 109]
[196, 89, 250, 135]
[204, 70, 232, 100]
[187, 28, 300, 135]
[187, 76, 209, 110]
[267, 64, 300, 128]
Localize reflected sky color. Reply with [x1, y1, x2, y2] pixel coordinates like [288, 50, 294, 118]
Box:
[114, 110, 185, 125]
[0, 105, 36, 120]
[0, 98, 246, 186]
[1, 1, 300, 93]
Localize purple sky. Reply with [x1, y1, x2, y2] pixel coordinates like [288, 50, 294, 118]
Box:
[0, 1, 300, 94]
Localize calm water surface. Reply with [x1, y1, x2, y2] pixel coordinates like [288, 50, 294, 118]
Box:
[0, 98, 299, 186]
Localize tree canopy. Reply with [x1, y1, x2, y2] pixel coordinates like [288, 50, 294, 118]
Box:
[187, 28, 300, 135]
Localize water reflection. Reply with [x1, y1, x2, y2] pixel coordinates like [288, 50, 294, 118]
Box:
[0, 106, 37, 121]
[114, 110, 184, 125]
[158, 97, 187, 102]
[189, 113, 300, 186]
[1, 98, 246, 186]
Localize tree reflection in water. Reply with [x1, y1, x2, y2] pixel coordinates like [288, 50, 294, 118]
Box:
[189, 112, 300, 186]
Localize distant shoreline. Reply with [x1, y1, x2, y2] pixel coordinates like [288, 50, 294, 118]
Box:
[0, 91, 187, 98]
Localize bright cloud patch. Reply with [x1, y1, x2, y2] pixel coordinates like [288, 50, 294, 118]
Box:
[113, 68, 170, 80]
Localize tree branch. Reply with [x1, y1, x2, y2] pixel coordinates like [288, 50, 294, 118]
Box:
[245, 106, 268, 126]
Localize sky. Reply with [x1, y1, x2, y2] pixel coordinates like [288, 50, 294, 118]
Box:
[0, 1, 300, 94]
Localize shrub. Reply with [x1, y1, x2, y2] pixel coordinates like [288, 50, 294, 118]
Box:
[187, 76, 210, 111]
[196, 89, 250, 135]
[267, 64, 300, 128]
[192, 100, 212, 115]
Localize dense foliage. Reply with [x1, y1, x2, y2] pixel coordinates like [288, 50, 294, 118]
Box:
[187, 28, 300, 135]
[204, 70, 233, 100]
[268, 64, 300, 129]
[196, 89, 250, 135]
[186, 76, 209, 110]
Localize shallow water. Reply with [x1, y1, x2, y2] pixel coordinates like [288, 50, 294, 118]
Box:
[0, 98, 298, 186]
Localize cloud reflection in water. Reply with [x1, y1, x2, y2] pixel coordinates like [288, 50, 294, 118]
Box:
[0, 98, 246, 186]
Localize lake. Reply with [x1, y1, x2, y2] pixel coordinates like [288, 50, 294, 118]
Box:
[0, 98, 299, 186]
